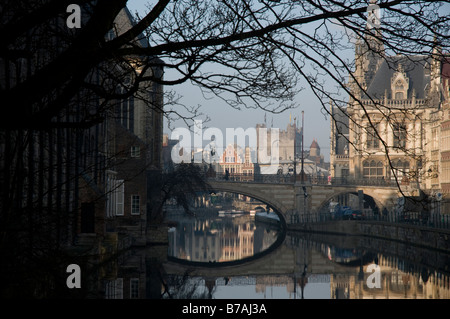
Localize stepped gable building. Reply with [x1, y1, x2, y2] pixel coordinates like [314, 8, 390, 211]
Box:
[218, 144, 254, 180]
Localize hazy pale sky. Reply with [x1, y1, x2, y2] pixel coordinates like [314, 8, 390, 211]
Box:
[126, 1, 351, 162]
[164, 77, 332, 161]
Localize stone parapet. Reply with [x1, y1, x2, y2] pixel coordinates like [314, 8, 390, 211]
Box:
[289, 220, 450, 253]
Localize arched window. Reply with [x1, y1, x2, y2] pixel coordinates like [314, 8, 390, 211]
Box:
[391, 159, 410, 181]
[395, 80, 404, 91]
[366, 124, 379, 149]
[277, 167, 283, 175]
[393, 124, 407, 148]
[363, 160, 384, 179]
[391, 69, 409, 100]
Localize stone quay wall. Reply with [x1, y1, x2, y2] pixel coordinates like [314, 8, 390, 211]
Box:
[289, 220, 450, 253]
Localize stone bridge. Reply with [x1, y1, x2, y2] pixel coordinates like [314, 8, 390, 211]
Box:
[207, 177, 402, 225]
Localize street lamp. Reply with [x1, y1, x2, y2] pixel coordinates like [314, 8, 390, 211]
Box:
[299, 110, 306, 183]
[294, 120, 297, 181]
[303, 186, 308, 222]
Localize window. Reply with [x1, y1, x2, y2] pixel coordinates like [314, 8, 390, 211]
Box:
[395, 80, 404, 91]
[395, 92, 404, 100]
[363, 160, 384, 179]
[105, 278, 123, 299]
[119, 95, 134, 131]
[392, 77, 407, 100]
[130, 278, 139, 299]
[106, 175, 124, 217]
[106, 173, 124, 218]
[366, 124, 379, 149]
[443, 162, 450, 183]
[131, 195, 140, 215]
[115, 180, 124, 216]
[131, 146, 140, 157]
[341, 169, 349, 178]
[393, 124, 407, 148]
[432, 128, 438, 150]
[391, 160, 410, 181]
[225, 156, 235, 163]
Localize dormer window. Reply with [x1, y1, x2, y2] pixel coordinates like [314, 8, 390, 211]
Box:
[391, 64, 409, 100]
[395, 92, 404, 99]
[394, 80, 405, 99]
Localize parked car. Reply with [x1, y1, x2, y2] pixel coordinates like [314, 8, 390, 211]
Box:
[339, 208, 364, 220]
[334, 206, 351, 219]
[349, 210, 364, 220]
[342, 209, 353, 220]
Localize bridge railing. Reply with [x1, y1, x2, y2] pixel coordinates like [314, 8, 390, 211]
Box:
[292, 211, 450, 230]
[207, 172, 296, 184]
[328, 177, 400, 187]
[207, 173, 399, 188]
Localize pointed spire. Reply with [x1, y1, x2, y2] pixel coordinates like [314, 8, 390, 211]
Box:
[367, 0, 381, 30]
[353, 0, 384, 91]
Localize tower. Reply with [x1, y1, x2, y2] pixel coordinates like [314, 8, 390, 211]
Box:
[310, 139, 320, 157]
[352, 0, 385, 95]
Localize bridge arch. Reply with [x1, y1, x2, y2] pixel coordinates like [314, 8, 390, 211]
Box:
[207, 181, 290, 228]
[315, 186, 395, 214]
[163, 239, 293, 277]
[204, 178, 400, 221]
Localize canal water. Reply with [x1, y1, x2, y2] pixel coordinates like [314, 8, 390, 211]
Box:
[156, 206, 450, 299]
[166, 209, 281, 263]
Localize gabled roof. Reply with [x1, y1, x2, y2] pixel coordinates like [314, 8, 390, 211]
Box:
[114, 7, 164, 65]
[364, 55, 431, 100]
[122, 7, 150, 49]
[310, 138, 319, 149]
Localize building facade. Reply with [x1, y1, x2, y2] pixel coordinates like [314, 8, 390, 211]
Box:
[256, 122, 302, 174]
[0, 4, 164, 297]
[219, 144, 254, 179]
[330, 4, 450, 211]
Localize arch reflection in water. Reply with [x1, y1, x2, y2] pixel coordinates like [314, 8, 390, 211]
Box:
[167, 212, 282, 263]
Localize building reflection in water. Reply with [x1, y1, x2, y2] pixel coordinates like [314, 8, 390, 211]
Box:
[331, 255, 450, 299]
[100, 225, 450, 299]
[168, 214, 279, 263]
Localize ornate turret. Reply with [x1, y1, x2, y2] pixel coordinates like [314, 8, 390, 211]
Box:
[352, 0, 385, 98]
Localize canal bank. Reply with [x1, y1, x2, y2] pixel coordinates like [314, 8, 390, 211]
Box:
[288, 220, 450, 253]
